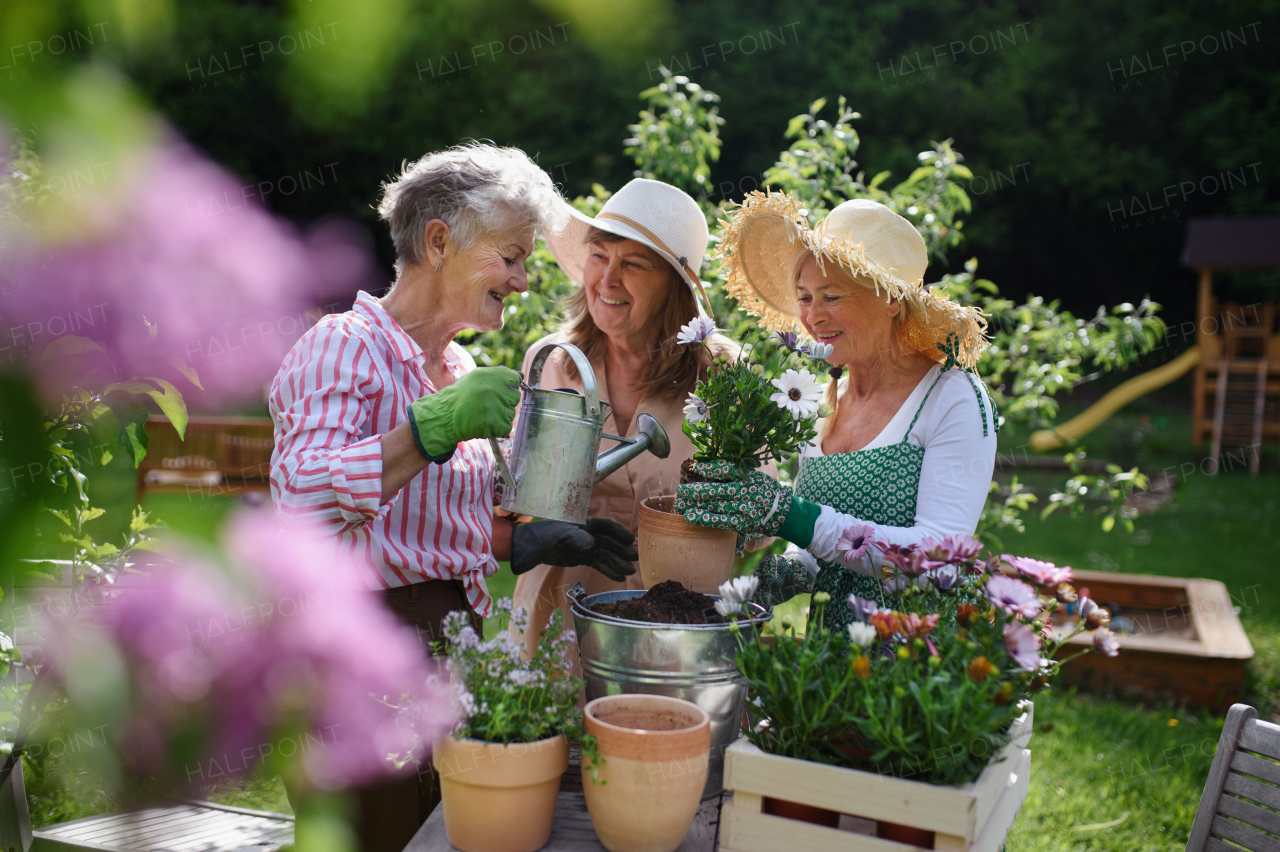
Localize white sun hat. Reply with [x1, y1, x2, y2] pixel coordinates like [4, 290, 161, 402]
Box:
[718, 192, 988, 369]
[544, 178, 713, 316]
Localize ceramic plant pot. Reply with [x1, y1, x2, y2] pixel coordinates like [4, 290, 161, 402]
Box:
[433, 734, 568, 852]
[583, 694, 711, 852]
[637, 495, 736, 593]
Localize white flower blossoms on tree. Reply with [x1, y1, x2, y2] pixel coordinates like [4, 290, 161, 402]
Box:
[676, 316, 719, 345]
[683, 392, 709, 424]
[770, 369, 823, 420]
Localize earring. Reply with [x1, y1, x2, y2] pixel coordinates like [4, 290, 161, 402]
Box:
[434, 259, 442, 272]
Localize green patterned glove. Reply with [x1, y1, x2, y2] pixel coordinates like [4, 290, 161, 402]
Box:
[674, 461, 821, 545]
[752, 554, 813, 608]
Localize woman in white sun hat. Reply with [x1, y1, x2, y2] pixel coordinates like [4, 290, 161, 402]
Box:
[676, 192, 997, 635]
[512, 178, 755, 669]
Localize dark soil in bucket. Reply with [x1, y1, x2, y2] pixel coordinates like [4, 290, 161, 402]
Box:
[590, 580, 727, 625]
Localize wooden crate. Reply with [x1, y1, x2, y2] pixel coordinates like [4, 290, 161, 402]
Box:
[720, 705, 1033, 852]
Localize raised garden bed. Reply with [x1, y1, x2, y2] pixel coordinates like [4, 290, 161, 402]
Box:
[1050, 569, 1253, 712]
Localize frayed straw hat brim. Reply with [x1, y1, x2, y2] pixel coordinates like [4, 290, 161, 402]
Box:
[718, 191, 988, 370]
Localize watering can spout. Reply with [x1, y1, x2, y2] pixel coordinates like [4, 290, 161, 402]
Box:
[595, 413, 670, 482]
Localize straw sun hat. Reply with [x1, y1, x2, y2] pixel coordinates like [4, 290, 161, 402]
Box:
[717, 192, 988, 370]
[544, 178, 713, 316]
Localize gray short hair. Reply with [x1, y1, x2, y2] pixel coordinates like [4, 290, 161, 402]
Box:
[377, 142, 567, 273]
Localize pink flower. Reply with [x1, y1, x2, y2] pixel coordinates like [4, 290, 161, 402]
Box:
[1, 140, 374, 408]
[985, 575, 1043, 619]
[1093, 627, 1121, 657]
[880, 543, 934, 576]
[837, 524, 876, 563]
[921, 534, 983, 565]
[1003, 622, 1042, 672]
[1003, 555, 1073, 588]
[44, 509, 454, 793]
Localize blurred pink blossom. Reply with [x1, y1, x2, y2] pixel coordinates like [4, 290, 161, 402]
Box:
[1, 140, 375, 408]
[44, 510, 452, 792]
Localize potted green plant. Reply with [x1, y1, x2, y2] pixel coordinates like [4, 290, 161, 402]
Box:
[637, 319, 830, 593]
[719, 537, 1119, 851]
[432, 600, 593, 852]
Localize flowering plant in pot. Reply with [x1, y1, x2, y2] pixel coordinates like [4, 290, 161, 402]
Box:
[724, 536, 1120, 845]
[635, 320, 832, 592]
[678, 318, 830, 482]
[433, 601, 598, 852]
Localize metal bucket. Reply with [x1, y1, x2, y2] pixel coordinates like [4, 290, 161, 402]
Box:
[568, 587, 771, 798]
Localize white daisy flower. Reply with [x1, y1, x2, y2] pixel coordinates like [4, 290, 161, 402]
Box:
[713, 598, 738, 617]
[807, 341, 834, 361]
[683, 392, 709, 424]
[769, 369, 823, 419]
[847, 622, 877, 648]
[676, 316, 718, 345]
[718, 575, 759, 604]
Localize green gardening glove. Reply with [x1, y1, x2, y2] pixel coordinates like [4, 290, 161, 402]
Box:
[674, 461, 822, 545]
[407, 366, 522, 462]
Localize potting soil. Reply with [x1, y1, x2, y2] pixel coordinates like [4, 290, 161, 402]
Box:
[590, 580, 726, 625]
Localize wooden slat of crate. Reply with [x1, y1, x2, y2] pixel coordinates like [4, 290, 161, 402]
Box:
[32, 801, 293, 852]
[723, 738, 1010, 841]
[720, 749, 1030, 852]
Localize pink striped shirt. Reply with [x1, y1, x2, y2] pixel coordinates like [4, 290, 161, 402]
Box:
[269, 291, 498, 616]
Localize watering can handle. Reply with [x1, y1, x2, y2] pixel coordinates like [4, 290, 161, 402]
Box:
[526, 342, 600, 417]
[489, 438, 515, 492]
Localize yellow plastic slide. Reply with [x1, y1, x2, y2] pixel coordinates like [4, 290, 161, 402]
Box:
[1029, 347, 1200, 452]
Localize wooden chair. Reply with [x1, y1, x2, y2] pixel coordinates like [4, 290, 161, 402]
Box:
[1185, 703, 1280, 851]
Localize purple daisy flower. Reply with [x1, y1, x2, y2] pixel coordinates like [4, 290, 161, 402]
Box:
[1004, 622, 1042, 672]
[837, 523, 876, 564]
[985, 575, 1043, 619]
[1003, 555, 1073, 588]
[773, 331, 802, 352]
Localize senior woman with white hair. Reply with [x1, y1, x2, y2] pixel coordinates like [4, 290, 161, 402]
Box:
[269, 144, 637, 851]
[677, 193, 997, 636]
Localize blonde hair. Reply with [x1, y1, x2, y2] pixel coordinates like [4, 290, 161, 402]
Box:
[788, 249, 916, 440]
[559, 227, 735, 399]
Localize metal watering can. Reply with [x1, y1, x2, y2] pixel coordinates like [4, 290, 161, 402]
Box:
[489, 342, 671, 524]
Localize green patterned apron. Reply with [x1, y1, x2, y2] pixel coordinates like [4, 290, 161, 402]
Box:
[795, 370, 946, 635]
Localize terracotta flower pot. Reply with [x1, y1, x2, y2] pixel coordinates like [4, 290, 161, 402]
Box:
[432, 734, 568, 852]
[583, 694, 711, 852]
[637, 495, 736, 594]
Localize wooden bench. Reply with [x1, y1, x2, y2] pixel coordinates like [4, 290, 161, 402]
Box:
[1, 761, 293, 852]
[136, 416, 274, 501]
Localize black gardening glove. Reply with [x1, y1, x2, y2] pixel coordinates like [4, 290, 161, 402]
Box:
[510, 518, 638, 582]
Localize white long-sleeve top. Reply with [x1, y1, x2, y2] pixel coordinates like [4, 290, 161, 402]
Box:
[784, 365, 997, 580]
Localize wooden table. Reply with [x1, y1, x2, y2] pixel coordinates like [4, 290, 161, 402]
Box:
[405, 748, 725, 852]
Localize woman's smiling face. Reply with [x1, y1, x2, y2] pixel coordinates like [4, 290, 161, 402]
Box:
[444, 225, 534, 332]
[582, 237, 674, 342]
[794, 255, 900, 367]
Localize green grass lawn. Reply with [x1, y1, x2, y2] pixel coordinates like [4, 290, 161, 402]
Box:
[23, 381, 1280, 850]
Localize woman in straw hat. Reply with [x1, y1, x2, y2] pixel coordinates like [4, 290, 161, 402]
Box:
[511, 178, 769, 668]
[676, 193, 997, 634]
